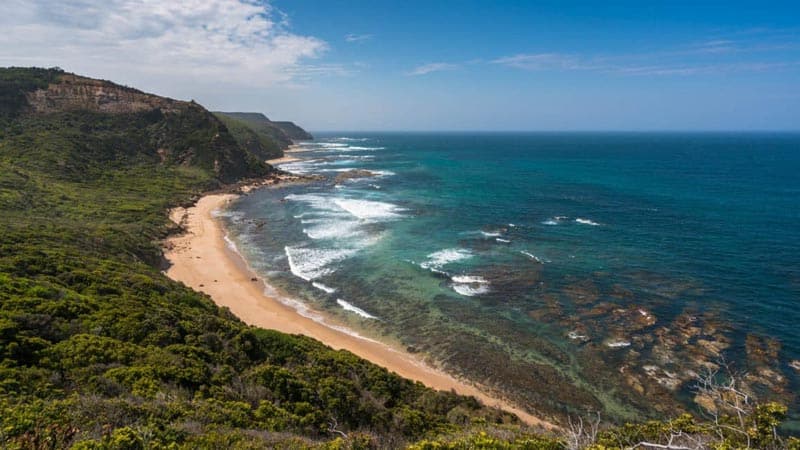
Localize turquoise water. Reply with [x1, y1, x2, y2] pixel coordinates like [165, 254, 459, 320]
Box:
[221, 132, 800, 420]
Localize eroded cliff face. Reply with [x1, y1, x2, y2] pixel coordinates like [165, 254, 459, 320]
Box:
[24, 74, 186, 114]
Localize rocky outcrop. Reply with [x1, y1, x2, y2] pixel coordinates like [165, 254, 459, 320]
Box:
[25, 74, 186, 114]
[334, 169, 377, 183]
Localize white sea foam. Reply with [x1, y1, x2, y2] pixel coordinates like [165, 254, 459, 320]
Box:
[451, 275, 488, 284]
[568, 331, 589, 341]
[542, 219, 559, 226]
[606, 339, 631, 348]
[284, 246, 357, 281]
[520, 250, 544, 263]
[334, 154, 374, 160]
[420, 248, 473, 271]
[337, 299, 379, 319]
[312, 282, 337, 293]
[331, 137, 369, 142]
[496, 238, 511, 243]
[480, 231, 502, 237]
[575, 218, 601, 226]
[451, 283, 490, 296]
[285, 193, 341, 213]
[344, 146, 385, 151]
[260, 283, 381, 343]
[223, 235, 239, 252]
[333, 198, 404, 220]
[320, 142, 349, 148]
[302, 219, 362, 240]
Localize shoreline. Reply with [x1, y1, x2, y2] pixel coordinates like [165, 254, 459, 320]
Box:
[163, 187, 555, 430]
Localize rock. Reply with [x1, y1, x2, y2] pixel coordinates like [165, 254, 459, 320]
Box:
[334, 169, 377, 183]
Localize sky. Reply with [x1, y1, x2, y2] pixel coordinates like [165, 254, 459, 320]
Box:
[1, 0, 799, 131]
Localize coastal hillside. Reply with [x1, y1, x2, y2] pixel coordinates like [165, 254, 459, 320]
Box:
[271, 120, 314, 141]
[214, 111, 313, 161]
[0, 67, 523, 448]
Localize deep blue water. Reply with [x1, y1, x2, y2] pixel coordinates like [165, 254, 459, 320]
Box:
[221, 132, 800, 418]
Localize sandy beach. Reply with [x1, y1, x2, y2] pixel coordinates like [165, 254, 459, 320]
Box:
[163, 191, 554, 429]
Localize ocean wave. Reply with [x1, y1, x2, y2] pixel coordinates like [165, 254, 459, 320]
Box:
[344, 146, 385, 151]
[331, 137, 369, 142]
[520, 250, 545, 263]
[332, 198, 404, 220]
[542, 219, 559, 226]
[451, 283, 490, 296]
[260, 283, 381, 344]
[312, 282, 337, 294]
[320, 142, 349, 148]
[575, 218, 601, 226]
[606, 339, 631, 348]
[451, 275, 488, 284]
[420, 248, 473, 271]
[223, 235, 239, 252]
[496, 238, 511, 243]
[284, 246, 357, 281]
[337, 299, 379, 319]
[285, 193, 341, 213]
[480, 231, 502, 237]
[302, 219, 363, 240]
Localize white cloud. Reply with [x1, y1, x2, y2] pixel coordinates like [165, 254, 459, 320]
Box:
[0, 0, 331, 87]
[345, 33, 372, 43]
[491, 53, 591, 71]
[407, 62, 458, 76]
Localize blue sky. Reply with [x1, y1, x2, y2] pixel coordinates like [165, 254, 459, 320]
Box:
[1, 0, 799, 130]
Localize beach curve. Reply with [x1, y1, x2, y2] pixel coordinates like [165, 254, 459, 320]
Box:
[163, 191, 556, 430]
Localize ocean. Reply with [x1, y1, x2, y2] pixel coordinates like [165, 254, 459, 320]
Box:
[218, 132, 800, 422]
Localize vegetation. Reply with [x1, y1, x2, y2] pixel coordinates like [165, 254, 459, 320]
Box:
[213, 112, 286, 161]
[213, 111, 311, 161]
[1, 67, 796, 449]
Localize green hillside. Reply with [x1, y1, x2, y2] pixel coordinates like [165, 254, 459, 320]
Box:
[212, 112, 285, 161]
[213, 111, 312, 161]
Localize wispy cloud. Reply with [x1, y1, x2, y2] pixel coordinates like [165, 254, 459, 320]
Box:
[407, 62, 458, 76]
[491, 53, 596, 71]
[345, 33, 372, 43]
[0, 0, 333, 86]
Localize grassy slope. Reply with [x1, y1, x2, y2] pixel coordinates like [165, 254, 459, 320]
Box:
[0, 68, 523, 449]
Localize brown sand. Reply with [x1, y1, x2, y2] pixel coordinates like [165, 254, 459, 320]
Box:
[164, 193, 554, 429]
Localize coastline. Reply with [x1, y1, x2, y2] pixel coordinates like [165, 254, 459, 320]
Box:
[163, 188, 555, 430]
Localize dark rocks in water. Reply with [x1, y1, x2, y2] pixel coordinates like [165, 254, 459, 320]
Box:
[334, 169, 377, 183]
